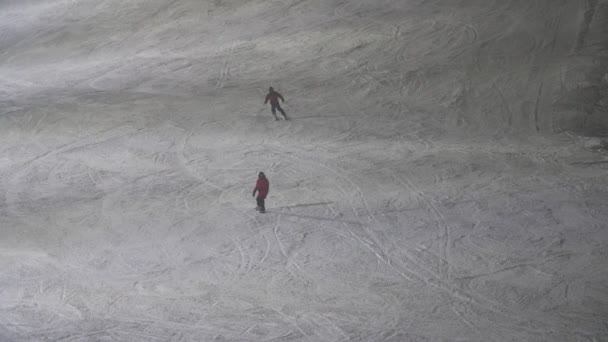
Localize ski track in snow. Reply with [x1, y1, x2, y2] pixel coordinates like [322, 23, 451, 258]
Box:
[1, 0, 607, 341]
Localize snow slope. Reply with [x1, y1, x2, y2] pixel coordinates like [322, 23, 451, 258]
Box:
[1, 0, 607, 341]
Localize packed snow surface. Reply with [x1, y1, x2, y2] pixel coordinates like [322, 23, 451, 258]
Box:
[1, 0, 608, 341]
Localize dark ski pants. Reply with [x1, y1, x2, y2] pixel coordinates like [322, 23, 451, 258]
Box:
[271, 104, 286, 118]
[256, 197, 266, 212]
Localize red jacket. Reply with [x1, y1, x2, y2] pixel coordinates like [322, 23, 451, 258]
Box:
[255, 178, 269, 198]
[264, 91, 284, 106]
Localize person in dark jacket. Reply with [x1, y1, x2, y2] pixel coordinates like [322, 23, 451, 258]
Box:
[264, 87, 288, 120]
[252, 172, 270, 213]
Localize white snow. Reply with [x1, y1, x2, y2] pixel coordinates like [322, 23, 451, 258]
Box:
[1, 0, 607, 341]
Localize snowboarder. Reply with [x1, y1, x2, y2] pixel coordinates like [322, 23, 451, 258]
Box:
[252, 172, 269, 213]
[264, 87, 288, 120]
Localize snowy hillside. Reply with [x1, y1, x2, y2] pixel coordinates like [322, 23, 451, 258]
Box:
[1, 0, 607, 341]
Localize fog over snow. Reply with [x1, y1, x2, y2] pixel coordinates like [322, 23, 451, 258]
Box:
[1, 0, 608, 341]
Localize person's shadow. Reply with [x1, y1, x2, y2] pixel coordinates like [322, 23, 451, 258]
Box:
[266, 202, 362, 225]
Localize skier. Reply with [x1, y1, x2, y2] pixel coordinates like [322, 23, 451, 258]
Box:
[252, 172, 269, 213]
[264, 87, 288, 120]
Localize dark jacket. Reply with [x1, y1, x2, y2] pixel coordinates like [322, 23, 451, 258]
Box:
[264, 91, 284, 106]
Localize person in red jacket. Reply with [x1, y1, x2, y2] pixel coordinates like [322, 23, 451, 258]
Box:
[252, 172, 270, 213]
[264, 87, 288, 120]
